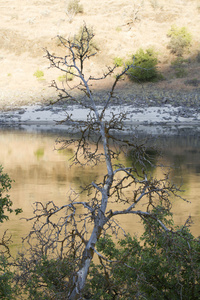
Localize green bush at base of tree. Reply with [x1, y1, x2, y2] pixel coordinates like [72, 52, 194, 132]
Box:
[86, 206, 200, 299]
[15, 206, 200, 299]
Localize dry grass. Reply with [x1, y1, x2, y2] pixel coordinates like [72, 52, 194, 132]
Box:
[0, 0, 199, 109]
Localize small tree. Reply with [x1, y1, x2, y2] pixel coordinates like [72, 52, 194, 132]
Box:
[17, 25, 185, 299]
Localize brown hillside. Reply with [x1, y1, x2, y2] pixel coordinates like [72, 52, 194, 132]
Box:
[0, 0, 199, 109]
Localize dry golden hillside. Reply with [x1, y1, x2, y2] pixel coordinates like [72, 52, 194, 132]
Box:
[0, 0, 199, 109]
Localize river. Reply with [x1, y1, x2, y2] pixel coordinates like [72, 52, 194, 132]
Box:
[0, 126, 200, 254]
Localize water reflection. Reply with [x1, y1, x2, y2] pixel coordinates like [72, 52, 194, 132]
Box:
[0, 129, 200, 253]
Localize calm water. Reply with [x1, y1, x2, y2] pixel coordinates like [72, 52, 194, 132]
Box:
[0, 128, 200, 253]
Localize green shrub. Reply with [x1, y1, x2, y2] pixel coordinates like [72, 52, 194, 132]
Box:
[33, 69, 44, 80]
[113, 56, 123, 67]
[0, 256, 16, 299]
[86, 207, 200, 299]
[167, 25, 192, 57]
[0, 166, 22, 299]
[0, 165, 22, 222]
[126, 48, 159, 82]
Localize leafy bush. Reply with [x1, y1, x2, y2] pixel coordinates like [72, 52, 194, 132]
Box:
[86, 207, 200, 299]
[0, 166, 22, 299]
[33, 69, 44, 80]
[0, 256, 16, 299]
[0, 165, 22, 222]
[16, 206, 200, 299]
[17, 255, 76, 299]
[126, 48, 160, 82]
[167, 25, 192, 57]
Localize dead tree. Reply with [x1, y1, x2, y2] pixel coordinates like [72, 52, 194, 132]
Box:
[19, 25, 183, 299]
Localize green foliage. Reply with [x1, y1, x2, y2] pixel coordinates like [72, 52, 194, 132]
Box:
[67, 0, 83, 15]
[86, 206, 200, 299]
[0, 256, 16, 299]
[33, 69, 44, 79]
[126, 48, 160, 82]
[113, 56, 123, 67]
[17, 254, 77, 299]
[0, 165, 22, 223]
[0, 166, 22, 299]
[96, 235, 119, 260]
[34, 148, 44, 160]
[167, 25, 192, 57]
[18, 206, 200, 299]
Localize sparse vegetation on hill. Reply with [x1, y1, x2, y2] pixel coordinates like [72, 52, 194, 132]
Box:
[0, 0, 199, 108]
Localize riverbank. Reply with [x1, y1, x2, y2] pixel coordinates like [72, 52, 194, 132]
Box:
[1, 100, 200, 136]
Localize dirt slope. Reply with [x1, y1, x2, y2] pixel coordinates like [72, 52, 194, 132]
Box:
[0, 0, 199, 109]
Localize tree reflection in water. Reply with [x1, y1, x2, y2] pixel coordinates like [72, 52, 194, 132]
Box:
[0, 129, 200, 254]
